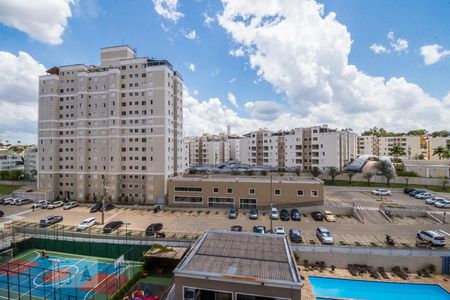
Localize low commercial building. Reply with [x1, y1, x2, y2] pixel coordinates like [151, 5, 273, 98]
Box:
[167, 174, 324, 208]
[170, 230, 301, 300]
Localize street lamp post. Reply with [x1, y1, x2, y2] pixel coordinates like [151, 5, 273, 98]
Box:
[270, 173, 273, 233]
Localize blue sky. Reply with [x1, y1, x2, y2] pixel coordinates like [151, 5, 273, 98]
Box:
[0, 0, 449, 144]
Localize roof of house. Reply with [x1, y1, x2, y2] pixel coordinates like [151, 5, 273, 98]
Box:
[174, 230, 301, 287]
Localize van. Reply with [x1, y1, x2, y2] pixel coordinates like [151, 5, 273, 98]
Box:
[417, 230, 446, 247]
[77, 217, 96, 231]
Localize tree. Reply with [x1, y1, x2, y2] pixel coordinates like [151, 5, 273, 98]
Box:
[310, 167, 322, 178]
[406, 129, 427, 136]
[384, 173, 394, 186]
[9, 170, 23, 181]
[443, 179, 449, 191]
[377, 160, 391, 176]
[260, 170, 267, 176]
[347, 172, 354, 185]
[433, 146, 447, 160]
[404, 177, 409, 187]
[327, 167, 340, 183]
[30, 169, 37, 179]
[363, 172, 374, 185]
[389, 144, 406, 162]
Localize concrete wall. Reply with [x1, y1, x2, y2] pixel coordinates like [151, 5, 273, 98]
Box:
[319, 173, 449, 186]
[297, 251, 442, 274]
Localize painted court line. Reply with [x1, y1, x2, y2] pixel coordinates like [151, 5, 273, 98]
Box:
[83, 264, 128, 300]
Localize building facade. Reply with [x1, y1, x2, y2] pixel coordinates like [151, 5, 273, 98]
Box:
[0, 150, 23, 172]
[187, 133, 230, 165]
[24, 146, 38, 177]
[38, 45, 183, 203]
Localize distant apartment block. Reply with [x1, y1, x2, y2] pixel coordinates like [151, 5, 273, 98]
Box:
[24, 146, 38, 176]
[38, 45, 183, 203]
[0, 150, 23, 172]
[187, 133, 230, 165]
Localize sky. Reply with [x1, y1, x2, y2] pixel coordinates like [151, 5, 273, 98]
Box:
[0, 0, 449, 145]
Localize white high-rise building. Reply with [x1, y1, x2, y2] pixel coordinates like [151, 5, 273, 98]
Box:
[38, 45, 183, 203]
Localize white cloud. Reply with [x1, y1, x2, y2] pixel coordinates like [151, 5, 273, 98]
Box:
[211, 69, 220, 76]
[244, 101, 284, 121]
[152, 0, 183, 22]
[184, 30, 197, 40]
[187, 63, 196, 72]
[0, 0, 74, 45]
[229, 78, 236, 83]
[369, 43, 389, 54]
[203, 13, 214, 27]
[227, 92, 239, 108]
[420, 44, 450, 65]
[387, 31, 408, 52]
[229, 47, 245, 57]
[217, 0, 450, 133]
[0, 51, 46, 144]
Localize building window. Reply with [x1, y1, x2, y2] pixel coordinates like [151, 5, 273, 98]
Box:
[208, 197, 234, 208]
[226, 188, 233, 194]
[249, 188, 255, 195]
[274, 189, 281, 196]
[174, 187, 203, 192]
[239, 198, 256, 209]
[213, 187, 219, 193]
[311, 190, 318, 197]
[174, 196, 202, 203]
[297, 190, 304, 196]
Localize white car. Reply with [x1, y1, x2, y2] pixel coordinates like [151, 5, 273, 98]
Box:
[3, 197, 13, 205]
[31, 200, 48, 209]
[77, 217, 96, 231]
[372, 189, 391, 196]
[270, 207, 279, 220]
[47, 201, 64, 209]
[435, 200, 450, 208]
[274, 227, 286, 235]
[63, 201, 78, 210]
[417, 230, 446, 247]
[426, 197, 444, 205]
[415, 192, 434, 199]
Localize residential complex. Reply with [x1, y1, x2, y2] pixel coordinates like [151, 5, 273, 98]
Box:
[37, 45, 183, 203]
[170, 230, 301, 300]
[167, 174, 324, 208]
[0, 150, 23, 172]
[187, 133, 230, 165]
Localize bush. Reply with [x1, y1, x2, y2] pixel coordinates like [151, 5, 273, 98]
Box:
[426, 264, 436, 274]
[397, 170, 419, 177]
[260, 170, 268, 176]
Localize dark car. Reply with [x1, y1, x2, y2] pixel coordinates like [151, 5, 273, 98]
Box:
[289, 229, 302, 243]
[145, 223, 163, 236]
[228, 208, 238, 219]
[104, 203, 115, 212]
[249, 208, 258, 220]
[311, 211, 324, 221]
[230, 225, 243, 232]
[403, 188, 415, 194]
[40, 215, 63, 226]
[103, 221, 124, 233]
[90, 203, 102, 213]
[409, 190, 425, 197]
[280, 209, 290, 221]
[291, 208, 301, 221]
[253, 226, 266, 234]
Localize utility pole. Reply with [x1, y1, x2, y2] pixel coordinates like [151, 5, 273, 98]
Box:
[270, 173, 273, 233]
[101, 177, 106, 225]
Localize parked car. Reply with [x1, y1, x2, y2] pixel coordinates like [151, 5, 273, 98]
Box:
[40, 215, 63, 227]
[253, 226, 266, 234]
[2, 197, 13, 205]
[249, 208, 258, 220]
[145, 223, 163, 236]
[417, 230, 446, 247]
[90, 203, 102, 213]
[270, 207, 279, 220]
[409, 190, 425, 196]
[63, 201, 78, 210]
[323, 211, 336, 222]
[403, 188, 415, 194]
[103, 221, 124, 233]
[15, 199, 32, 206]
[32, 200, 48, 209]
[228, 208, 238, 219]
[415, 192, 434, 199]
[426, 197, 445, 205]
[435, 200, 450, 208]
[316, 227, 334, 244]
[77, 217, 96, 231]
[274, 227, 286, 235]
[311, 211, 324, 221]
[47, 201, 64, 209]
[0, 197, 7, 204]
[280, 209, 290, 221]
[290, 208, 301, 221]
[10, 198, 22, 205]
[104, 203, 115, 212]
[289, 229, 302, 243]
[230, 225, 242, 232]
[372, 189, 391, 196]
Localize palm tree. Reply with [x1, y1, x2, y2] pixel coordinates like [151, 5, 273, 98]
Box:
[327, 167, 340, 183]
[310, 167, 322, 178]
[433, 146, 447, 160]
[363, 172, 374, 185]
[347, 172, 354, 185]
[389, 144, 406, 162]
[377, 160, 391, 176]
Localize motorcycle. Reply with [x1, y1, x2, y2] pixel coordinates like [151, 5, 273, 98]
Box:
[385, 234, 395, 246]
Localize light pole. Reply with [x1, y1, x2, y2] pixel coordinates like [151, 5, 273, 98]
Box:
[269, 173, 273, 233]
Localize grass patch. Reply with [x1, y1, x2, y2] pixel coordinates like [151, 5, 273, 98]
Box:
[354, 241, 362, 247]
[309, 240, 316, 245]
[370, 242, 378, 247]
[323, 179, 450, 193]
[205, 211, 210, 215]
[0, 184, 22, 195]
[215, 211, 219, 215]
[339, 241, 348, 246]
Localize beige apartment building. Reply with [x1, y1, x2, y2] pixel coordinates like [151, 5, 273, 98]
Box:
[38, 45, 183, 204]
[187, 133, 230, 165]
[170, 230, 302, 300]
[167, 174, 324, 208]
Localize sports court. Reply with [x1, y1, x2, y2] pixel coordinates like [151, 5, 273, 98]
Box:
[0, 249, 139, 299]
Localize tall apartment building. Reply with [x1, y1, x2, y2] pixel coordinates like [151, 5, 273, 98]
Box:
[38, 45, 183, 203]
[187, 133, 230, 165]
[228, 137, 240, 161]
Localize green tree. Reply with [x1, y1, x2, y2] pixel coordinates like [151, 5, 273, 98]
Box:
[310, 167, 322, 178]
[0, 170, 9, 180]
[432, 130, 449, 138]
[406, 129, 427, 136]
[377, 160, 391, 176]
[389, 144, 406, 162]
[363, 172, 374, 185]
[260, 170, 267, 176]
[442, 179, 449, 191]
[433, 146, 447, 160]
[327, 167, 340, 183]
[347, 172, 354, 185]
[384, 173, 394, 186]
[9, 170, 23, 181]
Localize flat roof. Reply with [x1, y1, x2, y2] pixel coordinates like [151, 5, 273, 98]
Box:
[175, 230, 301, 287]
[171, 174, 322, 185]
